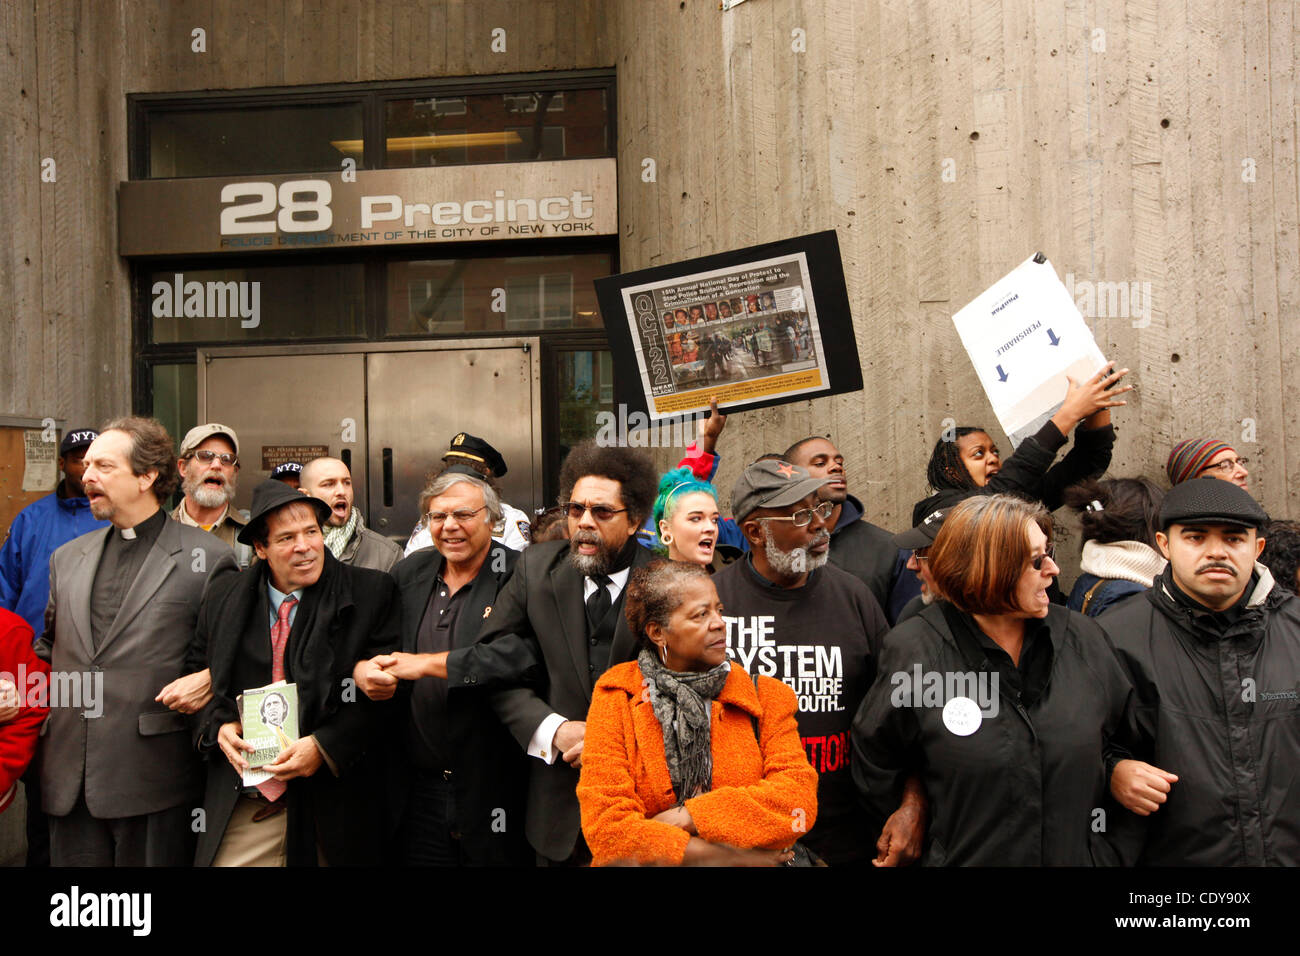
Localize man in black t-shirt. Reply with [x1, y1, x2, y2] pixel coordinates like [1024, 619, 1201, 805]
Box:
[712, 460, 924, 866]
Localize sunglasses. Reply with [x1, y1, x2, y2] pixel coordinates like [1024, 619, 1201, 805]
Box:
[1030, 545, 1056, 571]
[563, 501, 627, 522]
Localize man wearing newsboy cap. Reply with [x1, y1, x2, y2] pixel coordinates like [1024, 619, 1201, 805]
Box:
[1100, 478, 1300, 865]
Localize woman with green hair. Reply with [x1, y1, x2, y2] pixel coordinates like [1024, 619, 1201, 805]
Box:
[653, 466, 723, 567]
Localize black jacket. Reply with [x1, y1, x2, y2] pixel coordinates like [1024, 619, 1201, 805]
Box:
[911, 420, 1115, 527]
[446, 539, 656, 861]
[828, 494, 899, 613]
[384, 542, 531, 865]
[852, 601, 1138, 865]
[1099, 563, 1300, 866]
[190, 551, 399, 866]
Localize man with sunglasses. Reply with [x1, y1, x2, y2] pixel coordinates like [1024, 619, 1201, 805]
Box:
[171, 424, 252, 568]
[399, 440, 658, 865]
[710, 460, 896, 866]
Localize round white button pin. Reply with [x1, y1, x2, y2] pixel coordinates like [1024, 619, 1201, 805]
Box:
[942, 696, 982, 736]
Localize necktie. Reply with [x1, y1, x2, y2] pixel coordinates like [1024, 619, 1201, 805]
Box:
[257, 595, 297, 802]
[585, 575, 612, 633]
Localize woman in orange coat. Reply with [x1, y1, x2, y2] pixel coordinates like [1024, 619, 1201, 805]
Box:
[577, 559, 817, 866]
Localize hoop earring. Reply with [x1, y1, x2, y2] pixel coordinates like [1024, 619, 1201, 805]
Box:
[659, 643, 668, 665]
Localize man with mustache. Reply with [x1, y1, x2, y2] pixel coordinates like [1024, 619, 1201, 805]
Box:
[710, 460, 904, 866]
[300, 456, 402, 573]
[1100, 478, 1300, 864]
[404, 440, 658, 865]
[170, 424, 251, 568]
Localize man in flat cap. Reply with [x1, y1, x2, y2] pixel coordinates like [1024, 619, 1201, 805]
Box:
[405, 433, 531, 555]
[171, 423, 251, 567]
[1101, 478, 1300, 864]
[190, 480, 399, 866]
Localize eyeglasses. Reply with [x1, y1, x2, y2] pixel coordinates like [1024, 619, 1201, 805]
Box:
[426, 506, 487, 526]
[188, 449, 238, 467]
[912, 548, 930, 562]
[761, 500, 835, 527]
[1201, 457, 1249, 475]
[564, 502, 628, 522]
[1030, 545, 1056, 571]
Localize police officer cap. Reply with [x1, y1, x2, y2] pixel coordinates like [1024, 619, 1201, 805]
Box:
[1159, 477, 1269, 531]
[443, 432, 507, 478]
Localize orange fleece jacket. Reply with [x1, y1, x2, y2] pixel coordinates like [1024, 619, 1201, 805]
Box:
[577, 660, 818, 866]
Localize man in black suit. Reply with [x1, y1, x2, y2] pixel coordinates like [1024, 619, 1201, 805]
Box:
[352, 469, 530, 865]
[415, 441, 659, 864]
[190, 480, 399, 866]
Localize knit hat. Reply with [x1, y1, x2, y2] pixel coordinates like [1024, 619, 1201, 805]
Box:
[1166, 438, 1235, 485]
[1158, 477, 1268, 531]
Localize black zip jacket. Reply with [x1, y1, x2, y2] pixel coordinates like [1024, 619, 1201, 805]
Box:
[1098, 563, 1300, 866]
[852, 601, 1139, 865]
[911, 420, 1115, 527]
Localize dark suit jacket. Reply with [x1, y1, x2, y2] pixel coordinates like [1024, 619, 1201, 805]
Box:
[446, 539, 655, 861]
[385, 542, 531, 864]
[36, 516, 238, 818]
[190, 551, 399, 866]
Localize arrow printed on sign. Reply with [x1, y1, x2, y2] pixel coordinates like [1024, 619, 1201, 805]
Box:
[1046, 328, 1060, 346]
[996, 365, 1009, 382]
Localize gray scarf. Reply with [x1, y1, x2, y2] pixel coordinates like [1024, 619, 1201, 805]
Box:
[637, 647, 731, 802]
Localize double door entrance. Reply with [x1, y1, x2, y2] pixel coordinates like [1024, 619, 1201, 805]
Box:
[197, 339, 541, 544]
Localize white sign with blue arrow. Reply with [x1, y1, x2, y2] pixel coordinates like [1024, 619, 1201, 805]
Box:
[952, 253, 1107, 447]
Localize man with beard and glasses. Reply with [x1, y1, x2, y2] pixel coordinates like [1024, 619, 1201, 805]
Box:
[404, 440, 658, 865]
[1100, 478, 1300, 865]
[170, 425, 251, 569]
[891, 508, 949, 624]
[710, 460, 917, 867]
[300, 457, 402, 573]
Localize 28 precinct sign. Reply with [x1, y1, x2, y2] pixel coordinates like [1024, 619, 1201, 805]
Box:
[118, 159, 616, 256]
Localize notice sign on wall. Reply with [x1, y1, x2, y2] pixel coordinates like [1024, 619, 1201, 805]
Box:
[119, 159, 617, 257]
[952, 253, 1107, 446]
[21, 429, 57, 492]
[261, 445, 330, 472]
[596, 231, 863, 424]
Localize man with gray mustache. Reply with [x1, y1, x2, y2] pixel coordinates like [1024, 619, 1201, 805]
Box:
[1100, 478, 1300, 865]
[710, 460, 902, 866]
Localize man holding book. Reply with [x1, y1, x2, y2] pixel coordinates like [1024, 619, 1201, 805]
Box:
[189, 480, 399, 866]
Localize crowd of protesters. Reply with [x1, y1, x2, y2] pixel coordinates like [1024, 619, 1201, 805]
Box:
[0, 359, 1296, 868]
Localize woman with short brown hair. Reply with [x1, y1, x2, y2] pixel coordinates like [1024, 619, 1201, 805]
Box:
[851, 494, 1141, 865]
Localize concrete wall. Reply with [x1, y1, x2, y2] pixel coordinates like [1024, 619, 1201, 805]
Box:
[613, 0, 1298, 532]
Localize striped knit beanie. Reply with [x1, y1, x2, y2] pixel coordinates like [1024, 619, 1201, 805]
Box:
[1166, 438, 1234, 485]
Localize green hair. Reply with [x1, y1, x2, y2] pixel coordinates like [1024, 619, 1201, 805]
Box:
[652, 466, 718, 529]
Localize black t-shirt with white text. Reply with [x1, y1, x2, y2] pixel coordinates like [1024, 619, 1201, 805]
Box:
[712, 557, 889, 865]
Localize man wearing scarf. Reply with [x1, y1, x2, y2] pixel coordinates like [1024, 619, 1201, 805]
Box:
[414, 440, 659, 865]
[300, 457, 402, 573]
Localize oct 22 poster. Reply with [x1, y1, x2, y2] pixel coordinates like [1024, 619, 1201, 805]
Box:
[595, 230, 863, 425]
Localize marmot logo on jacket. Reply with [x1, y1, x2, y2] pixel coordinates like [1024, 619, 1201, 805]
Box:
[723, 614, 844, 713]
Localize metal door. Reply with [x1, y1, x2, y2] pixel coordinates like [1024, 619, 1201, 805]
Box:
[365, 344, 540, 543]
[198, 351, 368, 517]
[196, 341, 540, 545]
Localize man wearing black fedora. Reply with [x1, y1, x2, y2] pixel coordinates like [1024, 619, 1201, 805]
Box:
[188, 479, 400, 866]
